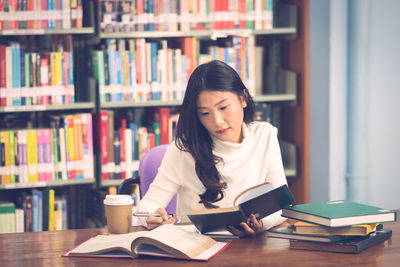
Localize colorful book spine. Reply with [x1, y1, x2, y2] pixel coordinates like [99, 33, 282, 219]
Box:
[36, 129, 46, 182]
[73, 114, 84, 179]
[43, 129, 53, 181]
[98, 110, 109, 180]
[2, 131, 11, 184]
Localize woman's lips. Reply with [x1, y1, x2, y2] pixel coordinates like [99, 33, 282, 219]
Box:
[216, 128, 229, 134]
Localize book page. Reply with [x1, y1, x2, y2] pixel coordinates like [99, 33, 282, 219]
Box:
[68, 231, 147, 256]
[132, 224, 216, 259]
[234, 182, 274, 206]
[135, 242, 228, 261]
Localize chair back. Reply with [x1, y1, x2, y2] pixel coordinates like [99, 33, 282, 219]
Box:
[139, 144, 177, 214]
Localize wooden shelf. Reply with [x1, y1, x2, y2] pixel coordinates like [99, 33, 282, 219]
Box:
[99, 27, 296, 39]
[253, 94, 296, 102]
[0, 178, 95, 190]
[0, 27, 95, 36]
[0, 102, 95, 113]
[101, 100, 182, 108]
[99, 93, 296, 109]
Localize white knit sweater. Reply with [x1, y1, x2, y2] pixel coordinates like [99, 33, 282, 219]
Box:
[137, 121, 288, 231]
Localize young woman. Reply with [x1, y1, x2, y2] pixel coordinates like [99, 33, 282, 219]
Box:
[137, 60, 287, 237]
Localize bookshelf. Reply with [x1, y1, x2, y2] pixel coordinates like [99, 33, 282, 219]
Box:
[0, 0, 310, 233]
[0, 1, 97, 232]
[91, 1, 302, 194]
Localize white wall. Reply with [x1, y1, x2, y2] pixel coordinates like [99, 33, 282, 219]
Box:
[310, 0, 400, 209]
[365, 0, 400, 209]
[309, 0, 347, 202]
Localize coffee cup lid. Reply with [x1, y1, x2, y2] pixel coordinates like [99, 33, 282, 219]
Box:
[104, 195, 133, 206]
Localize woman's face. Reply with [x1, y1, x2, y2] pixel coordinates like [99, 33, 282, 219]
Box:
[196, 90, 247, 143]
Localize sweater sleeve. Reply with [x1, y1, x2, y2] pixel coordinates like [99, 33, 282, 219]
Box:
[136, 144, 182, 225]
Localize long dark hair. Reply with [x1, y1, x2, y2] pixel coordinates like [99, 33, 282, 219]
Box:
[175, 60, 255, 208]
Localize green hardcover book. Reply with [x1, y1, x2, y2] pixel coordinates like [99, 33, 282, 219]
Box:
[246, 0, 254, 29]
[282, 200, 397, 227]
[42, 188, 50, 231]
[267, 224, 350, 243]
[289, 229, 393, 254]
[90, 50, 106, 103]
[151, 122, 161, 147]
[0, 201, 16, 234]
[24, 53, 31, 106]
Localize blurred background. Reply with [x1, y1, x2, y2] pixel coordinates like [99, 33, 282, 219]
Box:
[310, 0, 400, 209]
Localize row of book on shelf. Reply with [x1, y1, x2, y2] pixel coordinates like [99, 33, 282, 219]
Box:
[0, 188, 67, 234]
[90, 35, 256, 103]
[0, 113, 94, 184]
[0, 0, 83, 31]
[0, 37, 75, 107]
[95, 107, 178, 181]
[99, 0, 274, 33]
[268, 200, 397, 253]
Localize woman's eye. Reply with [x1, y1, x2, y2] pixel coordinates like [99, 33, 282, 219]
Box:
[199, 112, 209, 116]
[220, 105, 228, 110]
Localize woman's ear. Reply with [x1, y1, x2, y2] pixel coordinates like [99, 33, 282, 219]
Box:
[241, 90, 248, 108]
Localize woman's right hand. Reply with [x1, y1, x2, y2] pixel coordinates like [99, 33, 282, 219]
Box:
[145, 207, 176, 230]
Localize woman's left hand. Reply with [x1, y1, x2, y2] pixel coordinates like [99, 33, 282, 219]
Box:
[227, 214, 264, 237]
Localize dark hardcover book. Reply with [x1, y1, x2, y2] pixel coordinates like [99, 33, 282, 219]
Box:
[188, 183, 294, 234]
[267, 224, 351, 243]
[113, 130, 121, 180]
[282, 200, 397, 227]
[289, 229, 392, 254]
[42, 188, 50, 231]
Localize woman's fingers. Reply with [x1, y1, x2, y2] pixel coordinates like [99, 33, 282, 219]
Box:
[145, 208, 176, 230]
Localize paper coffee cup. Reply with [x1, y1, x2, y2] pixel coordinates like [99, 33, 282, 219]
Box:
[104, 195, 133, 234]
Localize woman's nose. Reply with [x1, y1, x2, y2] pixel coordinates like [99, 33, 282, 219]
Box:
[212, 112, 224, 126]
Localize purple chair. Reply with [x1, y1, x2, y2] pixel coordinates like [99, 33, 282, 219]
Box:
[138, 144, 177, 215]
[118, 144, 177, 215]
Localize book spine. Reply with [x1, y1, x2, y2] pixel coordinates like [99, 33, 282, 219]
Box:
[25, 195, 33, 232]
[36, 129, 45, 181]
[73, 114, 84, 179]
[58, 127, 68, 180]
[124, 127, 132, 179]
[107, 110, 115, 179]
[32, 190, 39, 232]
[0, 44, 6, 107]
[156, 107, 170, 145]
[43, 129, 53, 181]
[113, 129, 121, 180]
[119, 118, 126, 179]
[21, 129, 28, 183]
[42, 188, 49, 231]
[99, 110, 108, 180]
[48, 188, 55, 231]
[8, 130, 16, 183]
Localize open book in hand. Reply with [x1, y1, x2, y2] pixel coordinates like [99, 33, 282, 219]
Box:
[63, 224, 229, 261]
[188, 183, 294, 234]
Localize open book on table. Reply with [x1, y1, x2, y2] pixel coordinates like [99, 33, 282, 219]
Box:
[188, 183, 294, 234]
[63, 224, 229, 261]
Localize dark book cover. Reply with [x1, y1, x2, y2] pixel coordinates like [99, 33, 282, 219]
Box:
[290, 229, 392, 254]
[42, 188, 50, 231]
[113, 130, 121, 180]
[188, 184, 294, 234]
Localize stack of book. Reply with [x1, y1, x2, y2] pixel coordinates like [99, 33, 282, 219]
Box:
[268, 200, 397, 253]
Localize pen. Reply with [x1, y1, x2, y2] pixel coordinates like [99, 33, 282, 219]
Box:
[133, 212, 175, 217]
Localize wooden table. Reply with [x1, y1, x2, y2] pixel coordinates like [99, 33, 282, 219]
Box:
[1, 220, 399, 266]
